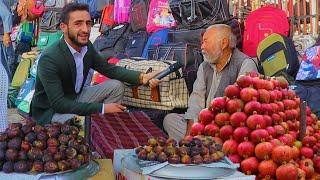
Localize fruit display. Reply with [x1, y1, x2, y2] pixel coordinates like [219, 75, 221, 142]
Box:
[191, 72, 320, 179]
[0, 121, 90, 174]
[136, 136, 225, 164]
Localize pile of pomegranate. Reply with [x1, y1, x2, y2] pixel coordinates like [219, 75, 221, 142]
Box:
[190, 72, 320, 179]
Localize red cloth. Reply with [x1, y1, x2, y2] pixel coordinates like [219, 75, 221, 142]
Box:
[91, 112, 167, 159]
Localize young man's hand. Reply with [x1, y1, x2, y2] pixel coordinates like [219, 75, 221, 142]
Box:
[3, 33, 11, 47]
[140, 71, 162, 88]
[103, 103, 126, 113]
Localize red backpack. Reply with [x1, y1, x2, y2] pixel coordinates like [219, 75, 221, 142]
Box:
[242, 6, 289, 57]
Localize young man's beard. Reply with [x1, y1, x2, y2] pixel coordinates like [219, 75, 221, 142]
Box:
[67, 30, 88, 47]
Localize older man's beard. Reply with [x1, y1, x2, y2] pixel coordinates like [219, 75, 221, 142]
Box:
[202, 50, 222, 64]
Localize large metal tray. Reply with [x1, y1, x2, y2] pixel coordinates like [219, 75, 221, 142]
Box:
[0, 160, 100, 180]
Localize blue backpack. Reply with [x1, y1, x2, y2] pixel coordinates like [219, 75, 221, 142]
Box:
[142, 29, 169, 58]
[76, 0, 99, 18]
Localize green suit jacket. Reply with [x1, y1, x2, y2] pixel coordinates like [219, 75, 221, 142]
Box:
[31, 39, 141, 125]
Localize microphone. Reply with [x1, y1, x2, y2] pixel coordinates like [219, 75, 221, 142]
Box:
[153, 62, 183, 80]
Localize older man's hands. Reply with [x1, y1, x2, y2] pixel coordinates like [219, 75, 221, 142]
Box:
[140, 71, 162, 88]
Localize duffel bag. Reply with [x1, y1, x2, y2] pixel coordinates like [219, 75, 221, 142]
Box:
[116, 59, 188, 110]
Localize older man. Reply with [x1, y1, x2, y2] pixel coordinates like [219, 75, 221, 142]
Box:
[163, 24, 258, 141]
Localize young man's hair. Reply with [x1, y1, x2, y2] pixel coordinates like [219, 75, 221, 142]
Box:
[60, 3, 90, 24]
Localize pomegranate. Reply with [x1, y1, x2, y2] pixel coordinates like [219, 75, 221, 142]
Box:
[302, 135, 317, 147]
[250, 129, 269, 144]
[271, 113, 282, 125]
[237, 141, 255, 158]
[311, 113, 318, 122]
[306, 126, 314, 135]
[214, 112, 230, 127]
[258, 160, 278, 178]
[226, 98, 243, 114]
[276, 76, 289, 89]
[276, 163, 298, 180]
[266, 126, 277, 138]
[271, 145, 292, 164]
[263, 115, 272, 127]
[229, 112, 247, 128]
[307, 116, 314, 126]
[240, 87, 259, 102]
[278, 135, 292, 146]
[269, 91, 278, 103]
[287, 89, 296, 99]
[204, 124, 219, 137]
[244, 101, 261, 114]
[300, 147, 314, 159]
[313, 156, 320, 173]
[297, 168, 306, 180]
[240, 157, 259, 175]
[270, 139, 282, 147]
[258, 89, 270, 103]
[255, 142, 273, 160]
[280, 122, 289, 133]
[274, 89, 283, 101]
[190, 123, 205, 136]
[283, 99, 296, 110]
[236, 75, 253, 88]
[294, 97, 301, 106]
[294, 140, 303, 149]
[265, 80, 275, 91]
[247, 71, 260, 78]
[222, 139, 238, 155]
[224, 85, 240, 99]
[281, 89, 288, 99]
[210, 97, 226, 112]
[270, 77, 280, 89]
[306, 106, 311, 116]
[278, 111, 286, 122]
[274, 125, 286, 136]
[246, 114, 266, 130]
[284, 110, 295, 120]
[291, 146, 300, 160]
[270, 103, 280, 113]
[198, 109, 215, 126]
[233, 127, 250, 143]
[211, 137, 223, 144]
[299, 159, 315, 178]
[228, 154, 242, 164]
[252, 77, 266, 89]
[219, 125, 234, 141]
[261, 103, 273, 115]
[276, 101, 285, 112]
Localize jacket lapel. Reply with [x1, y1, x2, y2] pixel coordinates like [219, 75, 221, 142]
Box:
[59, 38, 76, 87]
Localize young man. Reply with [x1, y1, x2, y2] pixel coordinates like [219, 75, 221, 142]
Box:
[163, 24, 258, 141]
[32, 3, 161, 125]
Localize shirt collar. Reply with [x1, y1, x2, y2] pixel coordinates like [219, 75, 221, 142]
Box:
[64, 39, 88, 56]
[211, 52, 233, 72]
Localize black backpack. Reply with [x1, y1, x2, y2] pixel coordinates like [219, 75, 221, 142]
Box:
[125, 31, 149, 58]
[130, 0, 150, 32]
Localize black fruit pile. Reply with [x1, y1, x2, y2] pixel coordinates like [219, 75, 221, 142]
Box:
[136, 136, 224, 164]
[0, 121, 90, 173]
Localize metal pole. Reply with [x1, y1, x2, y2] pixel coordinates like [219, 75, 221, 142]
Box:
[299, 101, 307, 141]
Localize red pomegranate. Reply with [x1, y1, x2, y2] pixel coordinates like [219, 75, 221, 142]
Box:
[276, 163, 298, 180]
[280, 122, 289, 133]
[214, 112, 230, 127]
[261, 103, 273, 115]
[258, 160, 278, 178]
[299, 159, 315, 178]
[198, 109, 215, 126]
[271, 145, 293, 164]
[284, 110, 295, 120]
[270, 139, 282, 147]
[265, 80, 275, 91]
[219, 125, 234, 141]
[240, 157, 259, 175]
[258, 89, 270, 103]
[246, 114, 266, 130]
[236, 75, 253, 88]
[247, 71, 260, 78]
[229, 112, 247, 128]
[271, 113, 282, 125]
[306, 126, 314, 136]
[269, 91, 278, 103]
[291, 146, 300, 160]
[274, 125, 286, 136]
[204, 124, 219, 137]
[228, 154, 242, 164]
[226, 98, 244, 114]
[266, 126, 277, 138]
[278, 135, 293, 146]
[240, 87, 259, 102]
[233, 127, 251, 143]
[307, 116, 314, 126]
[237, 141, 255, 158]
[276, 101, 285, 112]
[210, 97, 226, 112]
[244, 101, 262, 114]
[255, 142, 273, 160]
[276, 76, 289, 89]
[281, 89, 288, 99]
[270, 103, 280, 113]
[250, 129, 269, 144]
[263, 115, 272, 127]
[289, 131, 298, 140]
[302, 136, 317, 147]
[278, 111, 286, 122]
[287, 89, 296, 99]
[224, 85, 240, 99]
[306, 106, 311, 116]
[300, 147, 314, 159]
[222, 139, 238, 155]
[252, 77, 266, 89]
[190, 123, 205, 136]
[283, 99, 296, 110]
[274, 89, 283, 101]
[313, 156, 320, 173]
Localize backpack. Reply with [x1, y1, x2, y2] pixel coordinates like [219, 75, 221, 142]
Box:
[256, 33, 300, 80]
[130, 0, 150, 32]
[146, 0, 176, 33]
[37, 30, 63, 50]
[76, 0, 99, 18]
[93, 23, 132, 59]
[142, 29, 169, 58]
[114, 0, 131, 24]
[39, 9, 62, 31]
[125, 31, 148, 57]
[100, 4, 115, 34]
[17, 21, 35, 43]
[169, 0, 230, 30]
[243, 6, 289, 57]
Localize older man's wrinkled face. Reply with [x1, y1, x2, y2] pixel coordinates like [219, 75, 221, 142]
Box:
[201, 29, 222, 64]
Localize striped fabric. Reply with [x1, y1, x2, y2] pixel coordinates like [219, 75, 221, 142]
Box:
[91, 112, 167, 159]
